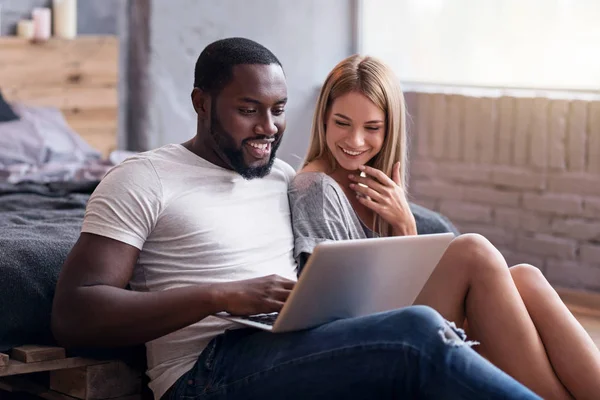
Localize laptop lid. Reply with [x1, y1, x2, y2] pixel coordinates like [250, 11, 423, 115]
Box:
[272, 233, 455, 332]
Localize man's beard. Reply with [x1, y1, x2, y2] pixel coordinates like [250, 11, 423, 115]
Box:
[209, 105, 281, 180]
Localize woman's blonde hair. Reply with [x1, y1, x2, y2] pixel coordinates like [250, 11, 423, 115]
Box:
[303, 54, 409, 237]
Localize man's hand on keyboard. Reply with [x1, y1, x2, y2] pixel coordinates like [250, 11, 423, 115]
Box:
[218, 275, 295, 316]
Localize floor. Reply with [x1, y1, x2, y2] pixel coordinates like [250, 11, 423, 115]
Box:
[559, 288, 600, 348]
[572, 312, 600, 347]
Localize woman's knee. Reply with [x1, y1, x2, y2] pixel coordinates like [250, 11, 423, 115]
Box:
[510, 263, 543, 281]
[510, 263, 549, 297]
[448, 233, 498, 258]
[444, 233, 506, 273]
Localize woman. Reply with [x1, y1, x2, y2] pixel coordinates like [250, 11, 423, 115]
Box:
[288, 54, 600, 400]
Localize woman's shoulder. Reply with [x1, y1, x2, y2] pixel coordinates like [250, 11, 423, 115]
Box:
[292, 159, 337, 188]
[290, 171, 341, 196]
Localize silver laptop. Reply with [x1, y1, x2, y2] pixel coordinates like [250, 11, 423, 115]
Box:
[215, 232, 455, 333]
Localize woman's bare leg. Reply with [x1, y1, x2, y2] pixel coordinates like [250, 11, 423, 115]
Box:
[414, 234, 572, 399]
[510, 264, 600, 400]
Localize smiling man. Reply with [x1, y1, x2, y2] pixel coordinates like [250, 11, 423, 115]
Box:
[51, 38, 541, 400]
[189, 46, 288, 179]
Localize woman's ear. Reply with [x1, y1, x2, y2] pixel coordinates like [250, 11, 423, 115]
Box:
[191, 88, 210, 119]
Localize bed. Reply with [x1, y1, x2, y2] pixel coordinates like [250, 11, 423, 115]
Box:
[0, 36, 146, 400]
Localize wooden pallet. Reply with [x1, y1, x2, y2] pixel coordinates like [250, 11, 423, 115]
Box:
[0, 345, 142, 400]
[0, 346, 104, 378]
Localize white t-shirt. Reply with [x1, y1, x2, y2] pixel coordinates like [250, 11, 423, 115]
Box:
[81, 144, 297, 399]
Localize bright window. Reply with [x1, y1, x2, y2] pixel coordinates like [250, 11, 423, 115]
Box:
[359, 0, 600, 91]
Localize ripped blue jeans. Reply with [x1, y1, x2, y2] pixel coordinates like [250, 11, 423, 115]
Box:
[167, 306, 540, 399]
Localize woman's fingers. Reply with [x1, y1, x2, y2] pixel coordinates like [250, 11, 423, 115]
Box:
[350, 182, 383, 202]
[348, 173, 386, 194]
[359, 165, 396, 187]
[357, 194, 385, 213]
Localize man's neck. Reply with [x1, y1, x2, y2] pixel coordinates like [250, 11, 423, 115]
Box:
[183, 135, 230, 170]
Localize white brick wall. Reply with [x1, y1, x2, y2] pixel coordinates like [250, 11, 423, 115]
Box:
[513, 97, 531, 167]
[567, 101, 587, 172]
[491, 167, 546, 190]
[517, 234, 578, 260]
[502, 250, 544, 271]
[494, 208, 521, 230]
[439, 201, 493, 224]
[458, 224, 516, 248]
[551, 219, 600, 241]
[464, 187, 520, 207]
[583, 198, 600, 218]
[549, 173, 600, 197]
[581, 244, 600, 266]
[437, 163, 492, 184]
[431, 94, 447, 159]
[406, 93, 600, 292]
[412, 181, 464, 200]
[519, 213, 553, 234]
[588, 102, 600, 174]
[546, 261, 600, 291]
[497, 97, 514, 165]
[548, 100, 568, 171]
[530, 98, 549, 169]
[446, 95, 463, 161]
[522, 193, 582, 216]
[410, 160, 437, 178]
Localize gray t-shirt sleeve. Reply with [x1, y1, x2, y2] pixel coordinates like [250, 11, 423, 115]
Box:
[288, 173, 368, 266]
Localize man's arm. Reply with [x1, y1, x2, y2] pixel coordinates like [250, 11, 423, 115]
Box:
[52, 233, 294, 348]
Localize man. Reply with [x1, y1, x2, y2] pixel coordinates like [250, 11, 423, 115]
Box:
[52, 38, 540, 400]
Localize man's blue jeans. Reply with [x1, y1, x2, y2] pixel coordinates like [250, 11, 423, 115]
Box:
[166, 306, 540, 399]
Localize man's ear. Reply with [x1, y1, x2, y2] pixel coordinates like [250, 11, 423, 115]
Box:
[191, 88, 210, 118]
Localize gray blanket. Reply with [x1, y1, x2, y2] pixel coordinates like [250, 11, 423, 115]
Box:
[0, 181, 96, 352]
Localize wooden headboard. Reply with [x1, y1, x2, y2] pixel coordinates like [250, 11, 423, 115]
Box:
[0, 36, 118, 157]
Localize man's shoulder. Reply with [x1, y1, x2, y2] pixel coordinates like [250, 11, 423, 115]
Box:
[107, 144, 200, 179]
[110, 144, 179, 168]
[127, 144, 187, 165]
[104, 154, 156, 180]
[94, 148, 174, 197]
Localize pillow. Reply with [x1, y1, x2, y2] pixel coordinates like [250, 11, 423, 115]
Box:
[410, 203, 460, 236]
[0, 89, 19, 122]
[0, 104, 101, 166]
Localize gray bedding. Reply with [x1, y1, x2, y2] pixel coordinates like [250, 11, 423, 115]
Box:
[0, 181, 97, 352]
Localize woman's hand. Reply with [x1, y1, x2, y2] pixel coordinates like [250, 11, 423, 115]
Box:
[349, 162, 417, 236]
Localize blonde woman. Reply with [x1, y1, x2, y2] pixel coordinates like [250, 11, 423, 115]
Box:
[288, 54, 600, 400]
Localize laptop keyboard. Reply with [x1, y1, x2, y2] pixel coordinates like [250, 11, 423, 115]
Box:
[240, 313, 279, 326]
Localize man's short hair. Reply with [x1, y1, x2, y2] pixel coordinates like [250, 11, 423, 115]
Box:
[194, 37, 282, 94]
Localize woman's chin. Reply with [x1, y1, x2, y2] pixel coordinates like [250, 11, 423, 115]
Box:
[335, 158, 365, 172]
